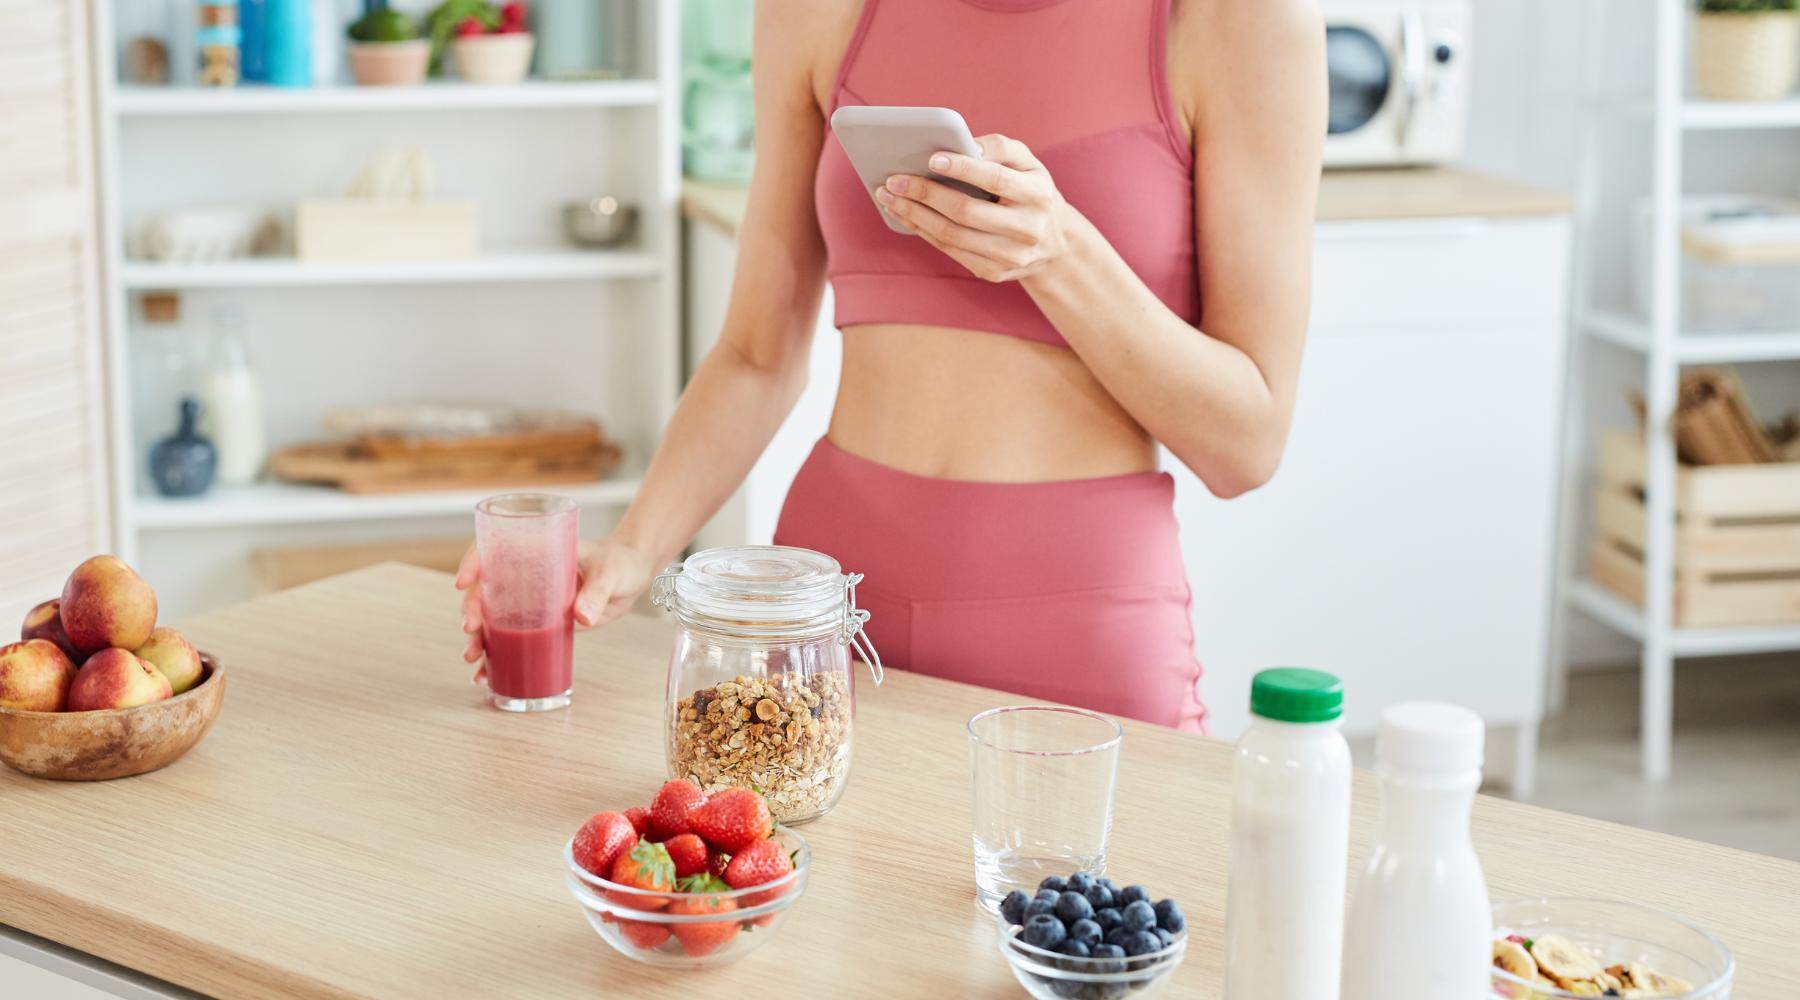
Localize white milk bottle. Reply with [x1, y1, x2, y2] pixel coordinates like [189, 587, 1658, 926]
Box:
[1224, 668, 1352, 1000]
[1341, 702, 1491, 1000]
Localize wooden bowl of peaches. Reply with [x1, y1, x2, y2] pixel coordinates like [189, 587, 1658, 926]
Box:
[0, 556, 225, 781]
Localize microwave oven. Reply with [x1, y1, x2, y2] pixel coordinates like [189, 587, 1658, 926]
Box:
[1323, 0, 1471, 168]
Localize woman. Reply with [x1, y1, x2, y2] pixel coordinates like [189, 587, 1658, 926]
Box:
[460, 0, 1325, 731]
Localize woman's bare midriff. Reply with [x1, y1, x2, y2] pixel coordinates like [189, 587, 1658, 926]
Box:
[828, 323, 1157, 482]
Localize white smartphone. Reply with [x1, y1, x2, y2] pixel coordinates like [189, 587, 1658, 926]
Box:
[829, 105, 997, 234]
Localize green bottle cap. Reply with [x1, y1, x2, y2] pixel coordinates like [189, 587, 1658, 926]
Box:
[1250, 668, 1344, 723]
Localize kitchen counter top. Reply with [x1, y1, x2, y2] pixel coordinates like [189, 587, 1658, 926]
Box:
[683, 166, 1572, 238]
[4, 563, 1797, 999]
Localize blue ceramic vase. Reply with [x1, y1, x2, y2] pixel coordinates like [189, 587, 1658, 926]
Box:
[150, 398, 218, 498]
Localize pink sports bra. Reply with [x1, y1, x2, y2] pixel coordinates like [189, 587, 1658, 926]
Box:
[814, 0, 1200, 349]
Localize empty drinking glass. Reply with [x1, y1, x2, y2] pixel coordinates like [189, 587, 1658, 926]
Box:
[967, 705, 1123, 913]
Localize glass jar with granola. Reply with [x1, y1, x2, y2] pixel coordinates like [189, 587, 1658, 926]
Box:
[653, 545, 882, 825]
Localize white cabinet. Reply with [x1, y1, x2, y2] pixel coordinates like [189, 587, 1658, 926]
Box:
[1174, 215, 1570, 791]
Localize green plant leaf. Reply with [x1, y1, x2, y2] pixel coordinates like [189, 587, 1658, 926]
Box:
[423, 0, 501, 75]
[1699, 0, 1798, 12]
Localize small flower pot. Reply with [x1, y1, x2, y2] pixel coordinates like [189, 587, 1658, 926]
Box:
[1694, 11, 1800, 102]
[347, 40, 430, 86]
[451, 33, 536, 85]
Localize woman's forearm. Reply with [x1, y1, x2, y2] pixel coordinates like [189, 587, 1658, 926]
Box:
[1023, 209, 1290, 497]
[610, 339, 810, 566]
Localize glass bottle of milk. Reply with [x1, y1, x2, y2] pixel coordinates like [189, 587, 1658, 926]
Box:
[1342, 703, 1491, 1000]
[201, 306, 267, 486]
[1224, 668, 1352, 1000]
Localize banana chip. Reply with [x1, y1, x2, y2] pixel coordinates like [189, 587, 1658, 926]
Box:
[1531, 934, 1605, 982]
[1629, 961, 1695, 995]
[1494, 938, 1536, 979]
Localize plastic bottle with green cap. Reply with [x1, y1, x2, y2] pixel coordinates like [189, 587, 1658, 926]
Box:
[1224, 668, 1352, 1000]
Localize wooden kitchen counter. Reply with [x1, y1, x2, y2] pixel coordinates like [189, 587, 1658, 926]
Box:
[683, 166, 1571, 238]
[3, 564, 1796, 999]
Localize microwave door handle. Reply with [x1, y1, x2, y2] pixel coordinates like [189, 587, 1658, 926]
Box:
[1395, 8, 1425, 148]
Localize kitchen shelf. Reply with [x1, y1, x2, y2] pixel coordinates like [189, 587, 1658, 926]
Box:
[1619, 97, 1800, 130]
[131, 475, 644, 529]
[1585, 310, 1800, 363]
[121, 250, 661, 289]
[1568, 580, 1800, 657]
[113, 79, 660, 116]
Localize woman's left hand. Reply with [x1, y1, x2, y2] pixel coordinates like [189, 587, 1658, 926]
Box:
[877, 133, 1080, 283]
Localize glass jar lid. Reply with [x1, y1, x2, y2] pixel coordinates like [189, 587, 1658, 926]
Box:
[652, 545, 883, 681]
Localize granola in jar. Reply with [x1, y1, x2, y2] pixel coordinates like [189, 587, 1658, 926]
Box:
[652, 546, 882, 825]
[668, 671, 852, 823]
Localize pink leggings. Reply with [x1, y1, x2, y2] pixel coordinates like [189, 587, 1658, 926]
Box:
[774, 438, 1206, 732]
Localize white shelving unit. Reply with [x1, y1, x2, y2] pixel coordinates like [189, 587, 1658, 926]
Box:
[1555, 0, 1800, 781]
[88, 2, 683, 615]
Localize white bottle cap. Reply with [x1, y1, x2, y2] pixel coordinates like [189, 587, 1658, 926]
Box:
[1375, 702, 1484, 776]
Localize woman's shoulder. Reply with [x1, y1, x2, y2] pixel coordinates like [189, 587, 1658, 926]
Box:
[1169, 0, 1324, 123]
[755, 0, 866, 107]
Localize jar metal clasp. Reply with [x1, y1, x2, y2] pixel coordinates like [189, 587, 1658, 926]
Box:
[842, 572, 884, 687]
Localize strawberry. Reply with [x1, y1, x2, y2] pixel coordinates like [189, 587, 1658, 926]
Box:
[663, 833, 709, 878]
[689, 787, 772, 853]
[616, 919, 672, 950]
[650, 779, 707, 840]
[707, 848, 730, 879]
[571, 812, 637, 880]
[723, 837, 795, 925]
[455, 16, 485, 36]
[501, 1, 526, 23]
[666, 875, 740, 957]
[624, 806, 652, 836]
[607, 839, 675, 910]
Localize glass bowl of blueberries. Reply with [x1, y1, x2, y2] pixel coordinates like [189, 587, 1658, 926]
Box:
[995, 870, 1187, 999]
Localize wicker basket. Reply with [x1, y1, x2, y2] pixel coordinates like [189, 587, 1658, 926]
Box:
[1694, 11, 1800, 102]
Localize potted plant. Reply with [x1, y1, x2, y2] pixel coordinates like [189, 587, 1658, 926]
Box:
[1694, 0, 1799, 101]
[426, 0, 535, 85]
[346, 1, 428, 86]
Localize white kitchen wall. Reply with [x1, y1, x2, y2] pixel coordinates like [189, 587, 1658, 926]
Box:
[1460, 0, 1800, 667]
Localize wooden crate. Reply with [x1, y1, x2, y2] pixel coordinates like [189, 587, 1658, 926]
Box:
[1591, 431, 1800, 626]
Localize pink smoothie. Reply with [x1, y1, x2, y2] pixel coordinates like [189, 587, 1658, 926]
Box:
[484, 621, 573, 699]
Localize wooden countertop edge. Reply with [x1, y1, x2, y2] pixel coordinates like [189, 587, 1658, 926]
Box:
[682, 167, 1573, 238]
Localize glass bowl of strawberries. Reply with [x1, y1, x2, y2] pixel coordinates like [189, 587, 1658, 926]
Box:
[563, 781, 811, 969]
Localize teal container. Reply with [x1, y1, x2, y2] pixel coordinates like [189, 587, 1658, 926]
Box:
[262, 0, 311, 86]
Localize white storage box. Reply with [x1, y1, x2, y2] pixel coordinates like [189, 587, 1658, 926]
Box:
[1632, 196, 1800, 332]
[294, 198, 479, 261]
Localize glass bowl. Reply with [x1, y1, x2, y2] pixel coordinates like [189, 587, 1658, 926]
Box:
[1491, 898, 1733, 999]
[564, 826, 810, 969]
[997, 911, 1188, 999]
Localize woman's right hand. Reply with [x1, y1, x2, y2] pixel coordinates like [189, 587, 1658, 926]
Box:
[454, 536, 660, 674]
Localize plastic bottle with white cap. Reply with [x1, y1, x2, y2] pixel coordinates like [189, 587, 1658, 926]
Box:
[1341, 702, 1492, 1000]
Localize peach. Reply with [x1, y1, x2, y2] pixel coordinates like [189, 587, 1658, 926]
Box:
[0, 639, 79, 712]
[135, 627, 203, 695]
[61, 555, 158, 655]
[67, 648, 172, 711]
[21, 598, 81, 662]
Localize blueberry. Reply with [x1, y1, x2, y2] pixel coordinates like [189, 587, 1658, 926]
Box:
[1121, 900, 1156, 932]
[1024, 913, 1067, 949]
[1153, 898, 1185, 933]
[1122, 930, 1162, 956]
[1056, 937, 1091, 958]
[1036, 887, 1061, 903]
[1098, 878, 1119, 894]
[1083, 883, 1114, 910]
[1098, 980, 1131, 998]
[999, 889, 1031, 925]
[1093, 906, 1122, 931]
[1049, 978, 1084, 999]
[1105, 925, 1134, 947]
[1118, 884, 1149, 907]
[1066, 871, 1094, 893]
[1067, 917, 1102, 947]
[1038, 875, 1069, 894]
[1055, 890, 1094, 924]
[1153, 927, 1173, 949]
[1090, 942, 1125, 960]
[1025, 897, 1058, 922]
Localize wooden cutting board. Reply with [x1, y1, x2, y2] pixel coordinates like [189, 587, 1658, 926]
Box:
[270, 440, 621, 494]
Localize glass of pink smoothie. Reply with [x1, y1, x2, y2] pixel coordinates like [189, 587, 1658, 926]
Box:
[475, 493, 578, 711]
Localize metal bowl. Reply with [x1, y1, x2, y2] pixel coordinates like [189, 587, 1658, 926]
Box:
[563, 197, 639, 248]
